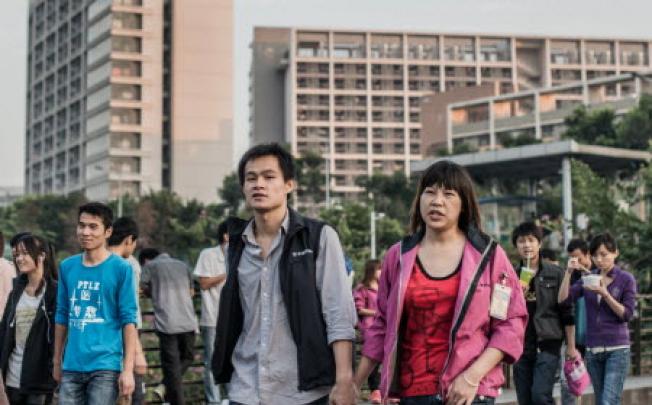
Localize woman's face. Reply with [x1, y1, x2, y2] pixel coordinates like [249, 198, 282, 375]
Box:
[13, 243, 40, 275]
[374, 265, 382, 281]
[592, 244, 618, 272]
[419, 185, 463, 233]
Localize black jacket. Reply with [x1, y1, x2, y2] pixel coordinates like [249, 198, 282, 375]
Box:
[517, 259, 574, 344]
[0, 275, 57, 394]
[212, 209, 335, 391]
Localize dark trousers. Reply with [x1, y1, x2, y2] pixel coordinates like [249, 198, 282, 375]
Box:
[513, 350, 560, 405]
[131, 372, 145, 405]
[368, 364, 381, 390]
[5, 387, 47, 405]
[157, 330, 196, 405]
[400, 394, 495, 404]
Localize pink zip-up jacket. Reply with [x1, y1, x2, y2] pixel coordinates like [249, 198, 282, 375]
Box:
[362, 228, 527, 401]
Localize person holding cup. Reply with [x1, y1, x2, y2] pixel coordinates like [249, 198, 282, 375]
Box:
[559, 233, 637, 405]
[511, 222, 577, 405]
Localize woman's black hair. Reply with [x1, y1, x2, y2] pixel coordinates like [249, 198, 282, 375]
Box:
[409, 160, 482, 234]
[13, 234, 58, 295]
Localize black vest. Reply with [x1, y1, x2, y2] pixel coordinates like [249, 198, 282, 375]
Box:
[212, 209, 336, 391]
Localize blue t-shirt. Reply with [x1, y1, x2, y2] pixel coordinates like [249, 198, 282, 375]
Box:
[55, 253, 137, 372]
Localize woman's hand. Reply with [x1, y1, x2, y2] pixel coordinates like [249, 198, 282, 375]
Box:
[584, 278, 608, 297]
[446, 371, 480, 405]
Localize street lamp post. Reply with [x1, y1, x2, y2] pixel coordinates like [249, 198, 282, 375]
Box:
[370, 209, 385, 259]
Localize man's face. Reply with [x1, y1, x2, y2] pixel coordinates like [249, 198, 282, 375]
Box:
[77, 213, 112, 251]
[242, 155, 294, 213]
[568, 248, 592, 269]
[516, 234, 541, 263]
[124, 236, 137, 258]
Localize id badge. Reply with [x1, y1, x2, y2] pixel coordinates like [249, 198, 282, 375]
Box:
[490, 283, 512, 320]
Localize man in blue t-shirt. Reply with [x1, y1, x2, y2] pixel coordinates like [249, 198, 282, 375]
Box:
[54, 202, 138, 404]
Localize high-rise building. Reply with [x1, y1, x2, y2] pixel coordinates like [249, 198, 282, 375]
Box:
[25, 0, 233, 203]
[250, 27, 651, 199]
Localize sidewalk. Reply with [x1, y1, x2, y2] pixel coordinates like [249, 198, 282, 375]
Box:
[496, 375, 652, 404]
[359, 375, 652, 404]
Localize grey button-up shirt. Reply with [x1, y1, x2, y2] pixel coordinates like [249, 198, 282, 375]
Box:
[228, 214, 356, 405]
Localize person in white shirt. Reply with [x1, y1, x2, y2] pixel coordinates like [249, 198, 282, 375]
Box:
[194, 222, 228, 404]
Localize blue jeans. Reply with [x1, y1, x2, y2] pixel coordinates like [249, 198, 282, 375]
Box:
[513, 350, 560, 405]
[201, 326, 222, 404]
[585, 348, 630, 405]
[59, 370, 119, 405]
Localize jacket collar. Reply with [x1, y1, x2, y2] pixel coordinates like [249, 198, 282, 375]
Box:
[231, 207, 304, 242]
[400, 225, 490, 255]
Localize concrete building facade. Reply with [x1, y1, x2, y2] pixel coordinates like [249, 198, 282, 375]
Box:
[250, 27, 652, 199]
[432, 72, 652, 152]
[25, 0, 233, 203]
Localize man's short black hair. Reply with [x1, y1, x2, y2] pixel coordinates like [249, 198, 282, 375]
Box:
[78, 202, 113, 230]
[567, 238, 589, 255]
[237, 143, 295, 187]
[138, 247, 160, 266]
[589, 233, 618, 255]
[541, 248, 557, 262]
[217, 221, 228, 245]
[9, 232, 32, 248]
[108, 217, 139, 247]
[511, 221, 544, 247]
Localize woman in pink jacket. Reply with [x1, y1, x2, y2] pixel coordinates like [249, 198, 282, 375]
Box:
[354, 161, 527, 405]
[353, 259, 382, 403]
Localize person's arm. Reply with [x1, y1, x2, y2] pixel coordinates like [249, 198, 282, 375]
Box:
[119, 324, 137, 396]
[315, 226, 357, 405]
[353, 287, 376, 318]
[559, 266, 574, 303]
[140, 263, 151, 298]
[587, 274, 636, 320]
[564, 325, 578, 359]
[447, 348, 504, 404]
[53, 324, 67, 383]
[118, 262, 138, 396]
[198, 275, 227, 290]
[53, 264, 69, 382]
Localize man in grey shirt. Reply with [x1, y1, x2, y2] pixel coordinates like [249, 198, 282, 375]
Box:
[212, 144, 357, 405]
[140, 248, 198, 405]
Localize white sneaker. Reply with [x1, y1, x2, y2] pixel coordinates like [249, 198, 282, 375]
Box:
[220, 400, 230, 405]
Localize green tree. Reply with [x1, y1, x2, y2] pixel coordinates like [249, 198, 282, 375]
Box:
[219, 172, 243, 216]
[563, 107, 618, 146]
[296, 150, 326, 204]
[616, 93, 652, 150]
[498, 132, 541, 148]
[356, 171, 417, 224]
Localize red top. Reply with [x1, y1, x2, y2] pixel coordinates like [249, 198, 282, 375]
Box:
[398, 256, 461, 397]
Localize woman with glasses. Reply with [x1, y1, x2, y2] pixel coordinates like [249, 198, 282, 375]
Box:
[559, 233, 637, 405]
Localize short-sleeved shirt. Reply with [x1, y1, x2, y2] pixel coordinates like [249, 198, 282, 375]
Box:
[141, 253, 197, 334]
[193, 246, 227, 327]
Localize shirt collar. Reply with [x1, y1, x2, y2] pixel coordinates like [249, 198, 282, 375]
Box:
[242, 211, 290, 246]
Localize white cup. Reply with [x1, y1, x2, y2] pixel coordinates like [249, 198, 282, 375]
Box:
[582, 274, 602, 288]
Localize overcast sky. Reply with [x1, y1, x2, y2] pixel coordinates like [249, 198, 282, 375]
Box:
[2, 0, 651, 188]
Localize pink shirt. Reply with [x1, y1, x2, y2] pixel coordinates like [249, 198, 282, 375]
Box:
[0, 258, 15, 314]
[353, 284, 378, 341]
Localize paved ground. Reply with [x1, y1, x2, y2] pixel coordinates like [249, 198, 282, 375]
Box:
[358, 375, 652, 404]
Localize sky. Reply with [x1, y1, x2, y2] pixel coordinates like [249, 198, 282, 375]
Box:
[2, 0, 652, 188]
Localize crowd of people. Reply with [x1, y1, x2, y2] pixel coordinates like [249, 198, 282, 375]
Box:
[0, 142, 638, 405]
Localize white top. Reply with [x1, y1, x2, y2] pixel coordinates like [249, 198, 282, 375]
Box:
[193, 246, 227, 327]
[127, 255, 143, 329]
[7, 287, 45, 388]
